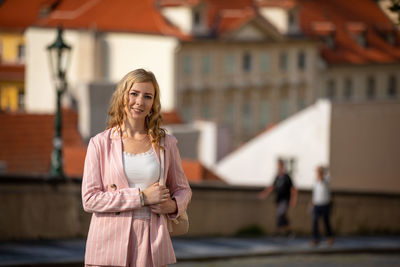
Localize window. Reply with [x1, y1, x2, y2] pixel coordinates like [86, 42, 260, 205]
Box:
[297, 51, 306, 70]
[288, 10, 296, 28]
[18, 89, 24, 109]
[366, 76, 375, 99]
[182, 106, 192, 122]
[181, 92, 192, 122]
[260, 100, 269, 129]
[279, 52, 287, 71]
[243, 102, 252, 131]
[297, 98, 305, 110]
[17, 44, 25, 62]
[326, 79, 336, 100]
[201, 54, 212, 75]
[355, 32, 367, 48]
[201, 92, 211, 119]
[225, 102, 234, 125]
[225, 53, 235, 74]
[183, 55, 192, 75]
[242, 52, 251, 73]
[280, 98, 289, 120]
[344, 77, 353, 100]
[325, 34, 335, 49]
[388, 75, 397, 98]
[201, 104, 210, 119]
[260, 52, 270, 72]
[193, 9, 201, 26]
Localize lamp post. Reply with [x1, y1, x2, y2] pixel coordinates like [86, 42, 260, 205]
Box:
[47, 26, 71, 177]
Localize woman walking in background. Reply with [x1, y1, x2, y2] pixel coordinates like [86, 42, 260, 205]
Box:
[311, 166, 333, 246]
[81, 69, 192, 266]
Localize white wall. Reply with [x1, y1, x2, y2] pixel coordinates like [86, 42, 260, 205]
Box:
[25, 27, 82, 113]
[26, 27, 179, 138]
[105, 32, 178, 111]
[161, 7, 192, 34]
[193, 120, 217, 169]
[215, 100, 331, 189]
[259, 8, 287, 34]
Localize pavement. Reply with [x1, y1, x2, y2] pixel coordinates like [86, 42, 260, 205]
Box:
[0, 235, 400, 266]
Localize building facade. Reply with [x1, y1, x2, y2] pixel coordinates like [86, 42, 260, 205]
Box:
[0, 31, 25, 111]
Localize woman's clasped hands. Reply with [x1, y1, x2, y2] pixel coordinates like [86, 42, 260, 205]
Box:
[142, 182, 177, 215]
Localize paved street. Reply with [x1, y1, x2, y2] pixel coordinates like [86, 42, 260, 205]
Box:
[0, 236, 399, 266]
[175, 254, 400, 267]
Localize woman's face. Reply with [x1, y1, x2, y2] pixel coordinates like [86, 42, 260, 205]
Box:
[124, 82, 155, 121]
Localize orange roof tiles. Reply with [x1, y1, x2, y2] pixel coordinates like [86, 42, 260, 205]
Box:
[256, 0, 297, 10]
[158, 0, 201, 8]
[205, 0, 255, 30]
[181, 159, 225, 183]
[297, 0, 400, 64]
[217, 8, 256, 35]
[0, 108, 86, 177]
[0, 0, 48, 31]
[34, 0, 189, 39]
[162, 110, 183, 125]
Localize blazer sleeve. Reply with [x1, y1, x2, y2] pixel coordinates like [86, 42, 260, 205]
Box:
[165, 136, 192, 219]
[81, 138, 142, 213]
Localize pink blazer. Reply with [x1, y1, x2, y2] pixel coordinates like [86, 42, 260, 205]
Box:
[81, 128, 192, 266]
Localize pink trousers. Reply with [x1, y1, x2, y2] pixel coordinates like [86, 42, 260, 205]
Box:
[86, 218, 167, 267]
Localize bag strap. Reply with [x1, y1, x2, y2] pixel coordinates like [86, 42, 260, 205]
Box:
[159, 137, 165, 186]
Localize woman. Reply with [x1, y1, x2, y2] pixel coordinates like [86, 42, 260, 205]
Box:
[82, 69, 192, 267]
[310, 166, 333, 246]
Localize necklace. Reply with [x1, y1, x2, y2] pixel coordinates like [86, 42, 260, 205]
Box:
[124, 133, 149, 142]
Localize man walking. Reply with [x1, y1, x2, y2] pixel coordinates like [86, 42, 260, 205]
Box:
[259, 159, 298, 236]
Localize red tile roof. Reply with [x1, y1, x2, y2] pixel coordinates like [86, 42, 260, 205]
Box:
[0, 0, 189, 39]
[33, 0, 189, 39]
[0, 0, 48, 31]
[162, 110, 183, 125]
[181, 159, 225, 183]
[297, 0, 400, 64]
[0, 108, 86, 177]
[216, 8, 256, 35]
[256, 0, 297, 10]
[159, 0, 257, 36]
[158, 0, 201, 8]
[205, 0, 256, 34]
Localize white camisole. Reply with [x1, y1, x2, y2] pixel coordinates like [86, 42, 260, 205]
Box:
[122, 148, 160, 219]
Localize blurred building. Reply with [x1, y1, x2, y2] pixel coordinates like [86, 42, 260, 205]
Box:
[215, 99, 400, 194]
[0, 0, 32, 111]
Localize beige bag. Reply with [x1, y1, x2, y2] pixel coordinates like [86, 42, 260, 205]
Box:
[159, 138, 189, 236]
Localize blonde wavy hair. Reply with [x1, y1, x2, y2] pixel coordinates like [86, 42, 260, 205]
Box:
[107, 69, 166, 147]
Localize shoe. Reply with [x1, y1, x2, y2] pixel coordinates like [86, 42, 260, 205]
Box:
[326, 237, 334, 246]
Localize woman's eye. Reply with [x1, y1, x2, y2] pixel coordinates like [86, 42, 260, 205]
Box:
[145, 95, 153, 99]
[130, 92, 138, 96]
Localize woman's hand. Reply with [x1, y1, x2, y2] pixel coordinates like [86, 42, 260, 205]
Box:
[150, 197, 177, 215]
[142, 182, 170, 205]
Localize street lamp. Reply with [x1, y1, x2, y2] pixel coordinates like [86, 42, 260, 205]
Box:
[47, 26, 71, 177]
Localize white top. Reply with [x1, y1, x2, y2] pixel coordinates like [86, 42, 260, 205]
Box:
[122, 148, 160, 219]
[312, 179, 331, 205]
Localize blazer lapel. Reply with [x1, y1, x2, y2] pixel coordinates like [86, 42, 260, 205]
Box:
[110, 133, 130, 188]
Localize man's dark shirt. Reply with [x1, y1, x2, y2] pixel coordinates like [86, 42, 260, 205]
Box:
[273, 173, 293, 203]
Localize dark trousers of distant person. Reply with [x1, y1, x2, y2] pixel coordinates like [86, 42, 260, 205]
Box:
[312, 203, 333, 241]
